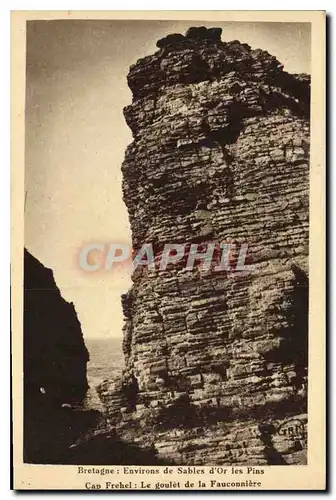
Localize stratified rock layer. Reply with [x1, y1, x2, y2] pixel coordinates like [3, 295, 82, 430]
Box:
[116, 27, 309, 465]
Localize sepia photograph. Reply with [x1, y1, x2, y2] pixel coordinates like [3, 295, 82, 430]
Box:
[11, 10, 325, 491]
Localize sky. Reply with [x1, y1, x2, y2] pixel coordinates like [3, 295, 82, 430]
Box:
[25, 20, 311, 339]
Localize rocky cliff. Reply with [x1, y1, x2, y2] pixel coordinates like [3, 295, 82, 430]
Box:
[106, 27, 309, 465]
[24, 249, 92, 463]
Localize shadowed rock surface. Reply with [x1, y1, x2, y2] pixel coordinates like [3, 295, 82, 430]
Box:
[101, 27, 309, 465]
[24, 249, 92, 463]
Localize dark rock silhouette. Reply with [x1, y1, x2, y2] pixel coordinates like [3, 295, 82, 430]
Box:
[24, 249, 91, 463]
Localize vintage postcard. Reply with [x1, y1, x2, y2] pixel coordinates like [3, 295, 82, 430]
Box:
[11, 10, 326, 491]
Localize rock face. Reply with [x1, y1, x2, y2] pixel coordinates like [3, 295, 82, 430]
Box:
[115, 27, 309, 465]
[24, 249, 91, 463]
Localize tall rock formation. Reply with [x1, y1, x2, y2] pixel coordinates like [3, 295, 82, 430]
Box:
[116, 27, 309, 465]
